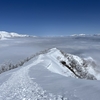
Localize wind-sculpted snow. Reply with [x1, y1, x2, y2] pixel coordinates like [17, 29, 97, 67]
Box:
[34, 48, 99, 80]
[0, 58, 67, 100]
[0, 47, 99, 80]
[0, 47, 100, 100]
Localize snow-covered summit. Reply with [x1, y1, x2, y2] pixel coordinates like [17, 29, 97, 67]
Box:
[0, 47, 99, 80]
[40, 48, 99, 80]
[0, 31, 29, 39]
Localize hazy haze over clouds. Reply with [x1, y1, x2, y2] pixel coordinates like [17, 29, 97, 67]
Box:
[0, 36, 100, 70]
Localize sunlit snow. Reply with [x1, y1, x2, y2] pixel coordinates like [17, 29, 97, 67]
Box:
[0, 34, 100, 100]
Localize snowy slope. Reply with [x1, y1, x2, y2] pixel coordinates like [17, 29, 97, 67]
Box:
[40, 48, 98, 80]
[0, 48, 99, 80]
[0, 48, 100, 100]
[0, 61, 62, 100]
[0, 31, 30, 39]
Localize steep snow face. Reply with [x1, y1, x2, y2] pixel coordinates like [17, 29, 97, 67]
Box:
[0, 31, 29, 39]
[40, 48, 99, 80]
[40, 48, 76, 78]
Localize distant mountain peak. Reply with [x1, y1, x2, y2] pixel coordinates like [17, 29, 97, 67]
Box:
[71, 33, 100, 37]
[0, 31, 36, 40]
[71, 34, 86, 36]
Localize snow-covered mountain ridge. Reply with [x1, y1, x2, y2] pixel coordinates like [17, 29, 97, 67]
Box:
[39, 48, 99, 80]
[0, 47, 99, 80]
[0, 31, 30, 39]
[0, 48, 100, 100]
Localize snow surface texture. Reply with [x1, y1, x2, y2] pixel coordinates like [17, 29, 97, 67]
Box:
[41, 48, 99, 80]
[0, 48, 100, 100]
[0, 47, 98, 80]
[0, 55, 67, 100]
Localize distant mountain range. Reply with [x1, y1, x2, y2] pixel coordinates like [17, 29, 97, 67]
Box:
[71, 34, 86, 36]
[0, 31, 36, 39]
[70, 34, 100, 37]
[1, 31, 100, 40]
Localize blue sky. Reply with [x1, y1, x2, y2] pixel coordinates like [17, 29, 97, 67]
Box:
[0, 0, 100, 36]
